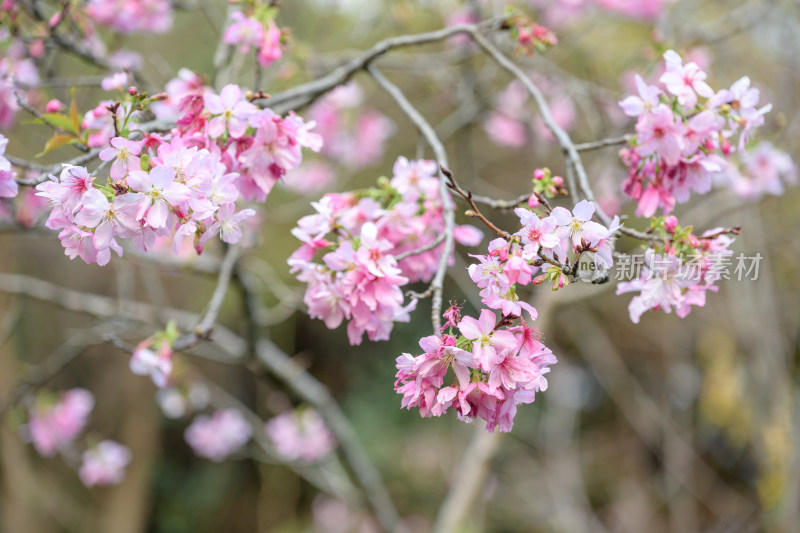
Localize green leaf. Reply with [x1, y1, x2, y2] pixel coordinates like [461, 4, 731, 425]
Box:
[69, 88, 81, 135]
[41, 113, 77, 134]
[37, 134, 78, 157]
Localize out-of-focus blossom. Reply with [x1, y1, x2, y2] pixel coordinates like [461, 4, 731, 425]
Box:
[79, 440, 132, 487]
[266, 409, 336, 462]
[26, 388, 94, 457]
[185, 409, 253, 461]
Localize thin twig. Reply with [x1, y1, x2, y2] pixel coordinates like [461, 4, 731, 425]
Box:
[470, 192, 530, 211]
[367, 64, 455, 333]
[465, 30, 656, 243]
[263, 18, 507, 113]
[173, 243, 241, 351]
[253, 340, 404, 533]
[394, 233, 447, 262]
[574, 135, 633, 152]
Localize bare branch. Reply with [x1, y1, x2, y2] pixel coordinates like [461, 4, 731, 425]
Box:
[263, 19, 507, 113]
[470, 192, 530, 211]
[394, 233, 446, 262]
[173, 244, 241, 351]
[367, 64, 455, 334]
[465, 30, 656, 243]
[574, 135, 633, 152]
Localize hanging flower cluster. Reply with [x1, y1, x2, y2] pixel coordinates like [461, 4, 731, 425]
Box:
[0, 133, 18, 198]
[619, 49, 773, 217]
[616, 216, 736, 323]
[86, 0, 173, 34]
[265, 408, 336, 463]
[222, 1, 285, 67]
[185, 408, 253, 462]
[290, 156, 482, 345]
[0, 39, 40, 130]
[34, 82, 320, 265]
[22, 388, 131, 486]
[469, 199, 618, 316]
[307, 82, 395, 170]
[395, 304, 556, 433]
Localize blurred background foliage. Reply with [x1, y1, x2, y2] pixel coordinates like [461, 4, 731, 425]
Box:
[1, 0, 799, 532]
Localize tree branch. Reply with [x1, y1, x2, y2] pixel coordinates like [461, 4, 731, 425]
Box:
[367, 64, 455, 333]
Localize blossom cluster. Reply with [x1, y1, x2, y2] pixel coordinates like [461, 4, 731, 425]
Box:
[223, 6, 283, 67]
[483, 79, 575, 149]
[185, 409, 253, 462]
[0, 39, 40, 130]
[616, 217, 735, 323]
[290, 156, 482, 345]
[265, 408, 336, 463]
[182, 406, 337, 464]
[0, 133, 18, 198]
[531, 0, 676, 26]
[619, 49, 772, 217]
[79, 440, 133, 487]
[395, 306, 556, 433]
[469, 199, 618, 314]
[86, 0, 173, 34]
[25, 388, 95, 457]
[36, 82, 320, 265]
[22, 388, 131, 487]
[727, 141, 797, 201]
[130, 327, 176, 388]
[307, 82, 395, 171]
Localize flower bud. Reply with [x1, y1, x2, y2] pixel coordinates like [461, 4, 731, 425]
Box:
[528, 194, 539, 208]
[45, 99, 62, 113]
[533, 168, 545, 180]
[664, 215, 678, 233]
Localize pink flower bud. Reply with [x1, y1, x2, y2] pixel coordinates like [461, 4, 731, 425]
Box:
[533, 169, 545, 180]
[553, 176, 563, 187]
[128, 86, 138, 95]
[29, 40, 46, 59]
[528, 194, 539, 208]
[664, 215, 678, 233]
[45, 99, 62, 113]
[688, 234, 699, 248]
[49, 11, 62, 28]
[721, 139, 731, 157]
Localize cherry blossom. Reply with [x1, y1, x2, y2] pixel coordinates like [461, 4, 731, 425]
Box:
[265, 409, 336, 463]
[79, 440, 132, 487]
[26, 388, 95, 457]
[185, 409, 253, 461]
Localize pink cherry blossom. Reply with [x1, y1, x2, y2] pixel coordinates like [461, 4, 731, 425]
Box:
[257, 22, 283, 67]
[0, 133, 18, 198]
[130, 340, 173, 388]
[265, 409, 336, 463]
[127, 166, 191, 228]
[27, 388, 94, 457]
[79, 440, 132, 487]
[634, 104, 685, 166]
[458, 309, 518, 372]
[619, 74, 661, 117]
[98, 136, 142, 181]
[204, 84, 257, 139]
[223, 12, 265, 54]
[660, 49, 714, 110]
[185, 409, 252, 461]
